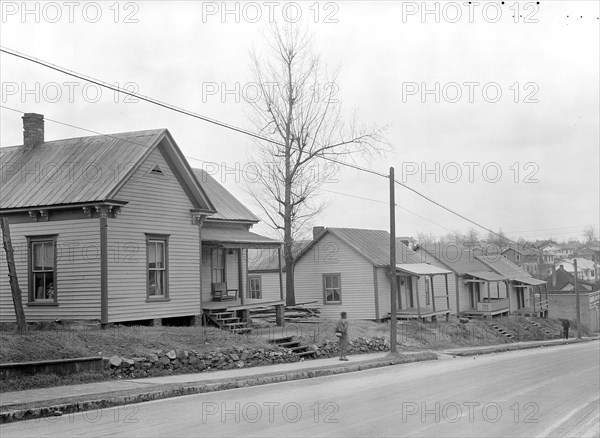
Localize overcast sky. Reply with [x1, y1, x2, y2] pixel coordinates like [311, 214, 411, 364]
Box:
[1, 1, 598, 243]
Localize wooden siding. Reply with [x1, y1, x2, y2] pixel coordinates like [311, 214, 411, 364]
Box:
[0, 219, 101, 322]
[376, 267, 391, 317]
[106, 145, 201, 323]
[248, 272, 284, 303]
[294, 234, 376, 319]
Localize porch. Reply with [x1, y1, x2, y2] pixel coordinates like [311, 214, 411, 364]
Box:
[460, 271, 510, 318]
[463, 297, 510, 318]
[393, 263, 453, 322]
[200, 227, 285, 328]
[394, 307, 452, 322]
[511, 278, 549, 318]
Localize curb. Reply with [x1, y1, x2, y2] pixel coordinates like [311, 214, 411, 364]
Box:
[0, 352, 437, 424]
[443, 337, 599, 357]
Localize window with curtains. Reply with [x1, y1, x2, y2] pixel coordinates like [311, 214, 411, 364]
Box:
[28, 236, 57, 304]
[147, 235, 169, 299]
[323, 273, 341, 304]
[248, 276, 262, 299]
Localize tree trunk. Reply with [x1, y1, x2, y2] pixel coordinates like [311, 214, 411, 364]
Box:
[0, 217, 27, 334]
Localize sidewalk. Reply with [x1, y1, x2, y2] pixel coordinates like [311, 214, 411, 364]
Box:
[2, 336, 597, 424]
[0, 351, 435, 424]
[440, 336, 599, 356]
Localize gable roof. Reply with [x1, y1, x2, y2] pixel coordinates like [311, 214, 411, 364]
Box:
[0, 129, 215, 213]
[476, 254, 533, 281]
[502, 244, 538, 257]
[551, 268, 596, 290]
[416, 244, 494, 276]
[192, 169, 259, 223]
[296, 227, 421, 268]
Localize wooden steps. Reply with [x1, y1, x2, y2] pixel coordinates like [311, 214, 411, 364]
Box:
[525, 317, 557, 339]
[485, 321, 516, 342]
[204, 309, 251, 334]
[269, 336, 316, 358]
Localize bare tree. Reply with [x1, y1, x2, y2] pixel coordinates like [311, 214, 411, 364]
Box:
[246, 24, 387, 305]
[416, 232, 436, 245]
[465, 227, 479, 244]
[583, 225, 598, 243]
[487, 228, 509, 252]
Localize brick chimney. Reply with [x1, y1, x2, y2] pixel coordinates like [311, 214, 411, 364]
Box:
[551, 264, 557, 288]
[22, 113, 44, 149]
[313, 226, 325, 240]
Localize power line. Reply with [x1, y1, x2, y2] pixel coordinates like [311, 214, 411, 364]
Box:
[0, 46, 388, 180]
[1, 47, 549, 245]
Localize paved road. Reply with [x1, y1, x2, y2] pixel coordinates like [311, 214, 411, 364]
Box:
[3, 342, 599, 437]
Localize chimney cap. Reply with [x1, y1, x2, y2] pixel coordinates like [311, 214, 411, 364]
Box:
[22, 113, 44, 119]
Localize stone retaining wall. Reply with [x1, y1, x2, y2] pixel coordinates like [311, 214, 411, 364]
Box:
[107, 336, 390, 378]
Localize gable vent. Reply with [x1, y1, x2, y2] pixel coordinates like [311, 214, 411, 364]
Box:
[150, 165, 163, 175]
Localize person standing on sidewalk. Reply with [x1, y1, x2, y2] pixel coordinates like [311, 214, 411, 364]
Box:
[562, 319, 571, 339]
[335, 312, 349, 361]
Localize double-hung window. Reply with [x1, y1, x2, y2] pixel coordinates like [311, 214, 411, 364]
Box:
[28, 236, 57, 304]
[323, 273, 341, 304]
[147, 235, 168, 299]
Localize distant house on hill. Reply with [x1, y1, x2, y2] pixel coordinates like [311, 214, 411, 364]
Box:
[501, 244, 539, 276]
[0, 113, 284, 327]
[554, 258, 598, 283]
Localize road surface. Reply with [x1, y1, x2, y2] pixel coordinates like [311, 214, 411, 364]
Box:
[2, 341, 599, 437]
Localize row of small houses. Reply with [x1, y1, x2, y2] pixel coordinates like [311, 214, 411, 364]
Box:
[1, 115, 598, 331]
[249, 228, 552, 322]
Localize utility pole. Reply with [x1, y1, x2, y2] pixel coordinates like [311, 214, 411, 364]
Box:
[390, 167, 397, 353]
[1, 217, 27, 334]
[574, 258, 581, 339]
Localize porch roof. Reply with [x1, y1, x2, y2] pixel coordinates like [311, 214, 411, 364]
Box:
[395, 263, 451, 276]
[465, 271, 508, 281]
[514, 277, 547, 286]
[202, 228, 282, 247]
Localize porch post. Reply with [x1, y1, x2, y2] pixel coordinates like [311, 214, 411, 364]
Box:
[496, 281, 500, 298]
[99, 207, 108, 326]
[505, 280, 511, 311]
[278, 246, 284, 301]
[415, 276, 422, 320]
[444, 274, 450, 321]
[430, 275, 436, 312]
[455, 275, 460, 315]
[487, 281, 490, 301]
[532, 286, 536, 313]
[239, 248, 245, 305]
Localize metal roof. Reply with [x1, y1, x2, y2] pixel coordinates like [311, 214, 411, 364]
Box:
[465, 271, 508, 282]
[202, 227, 281, 247]
[395, 263, 452, 276]
[295, 228, 422, 267]
[0, 129, 164, 209]
[417, 245, 492, 275]
[476, 255, 532, 281]
[193, 169, 259, 223]
[514, 277, 547, 286]
[248, 239, 310, 271]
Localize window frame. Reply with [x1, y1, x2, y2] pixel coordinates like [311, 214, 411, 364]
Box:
[247, 275, 262, 299]
[27, 235, 58, 305]
[146, 234, 170, 301]
[211, 247, 226, 284]
[425, 276, 431, 306]
[322, 273, 342, 305]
